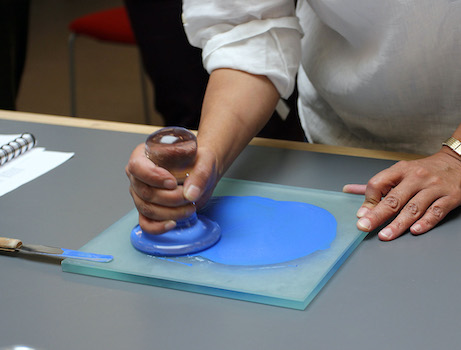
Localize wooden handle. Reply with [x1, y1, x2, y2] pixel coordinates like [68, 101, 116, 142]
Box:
[0, 237, 22, 252]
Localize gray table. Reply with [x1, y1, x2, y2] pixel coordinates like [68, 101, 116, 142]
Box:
[1, 113, 460, 350]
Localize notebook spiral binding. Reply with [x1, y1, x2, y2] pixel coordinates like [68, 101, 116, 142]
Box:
[0, 133, 37, 166]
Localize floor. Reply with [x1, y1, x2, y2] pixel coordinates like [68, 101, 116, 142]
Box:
[16, 0, 163, 126]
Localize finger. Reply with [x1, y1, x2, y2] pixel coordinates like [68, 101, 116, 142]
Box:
[356, 179, 417, 233]
[129, 186, 196, 222]
[129, 177, 188, 206]
[410, 196, 458, 235]
[125, 143, 177, 189]
[342, 184, 370, 218]
[138, 213, 177, 235]
[362, 167, 403, 210]
[355, 166, 405, 230]
[183, 147, 217, 204]
[375, 190, 436, 241]
[342, 184, 367, 195]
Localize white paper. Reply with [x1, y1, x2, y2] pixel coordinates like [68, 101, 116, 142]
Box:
[0, 147, 74, 197]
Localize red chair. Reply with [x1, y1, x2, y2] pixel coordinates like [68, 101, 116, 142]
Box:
[68, 7, 150, 122]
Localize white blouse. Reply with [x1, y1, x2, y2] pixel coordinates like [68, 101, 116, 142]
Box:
[182, 0, 461, 154]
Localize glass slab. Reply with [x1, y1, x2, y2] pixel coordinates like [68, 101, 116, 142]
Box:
[62, 178, 368, 310]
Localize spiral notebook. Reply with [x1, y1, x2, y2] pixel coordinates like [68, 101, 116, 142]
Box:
[0, 133, 74, 197]
[0, 133, 37, 166]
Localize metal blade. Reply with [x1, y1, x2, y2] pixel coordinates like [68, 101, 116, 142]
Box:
[21, 244, 63, 255]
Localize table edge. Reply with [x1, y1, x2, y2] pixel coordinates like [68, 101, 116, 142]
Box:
[0, 110, 422, 161]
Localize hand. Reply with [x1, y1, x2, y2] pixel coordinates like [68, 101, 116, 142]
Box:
[125, 143, 219, 234]
[343, 149, 461, 241]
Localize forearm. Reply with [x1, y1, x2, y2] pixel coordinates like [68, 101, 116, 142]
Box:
[196, 68, 280, 177]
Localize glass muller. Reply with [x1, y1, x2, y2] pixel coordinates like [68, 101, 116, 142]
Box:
[130, 127, 221, 256]
[145, 127, 197, 184]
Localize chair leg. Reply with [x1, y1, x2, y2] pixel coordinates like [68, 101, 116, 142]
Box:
[138, 53, 150, 124]
[68, 33, 77, 117]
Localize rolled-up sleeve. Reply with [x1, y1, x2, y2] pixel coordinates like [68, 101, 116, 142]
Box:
[182, 0, 303, 98]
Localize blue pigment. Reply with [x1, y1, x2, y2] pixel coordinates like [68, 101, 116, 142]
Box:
[192, 196, 337, 266]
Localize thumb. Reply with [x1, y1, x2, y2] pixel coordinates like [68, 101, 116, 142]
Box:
[183, 147, 218, 205]
[342, 184, 367, 195]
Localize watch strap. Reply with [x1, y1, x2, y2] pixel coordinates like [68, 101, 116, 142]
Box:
[442, 136, 461, 156]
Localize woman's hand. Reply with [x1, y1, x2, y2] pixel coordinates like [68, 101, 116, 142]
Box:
[126, 143, 220, 235]
[126, 68, 281, 235]
[343, 149, 461, 240]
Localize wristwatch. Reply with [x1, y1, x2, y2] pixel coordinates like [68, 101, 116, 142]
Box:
[442, 136, 461, 156]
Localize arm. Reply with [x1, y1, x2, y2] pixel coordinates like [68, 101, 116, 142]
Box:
[183, 68, 280, 205]
[127, 0, 301, 234]
[343, 124, 461, 240]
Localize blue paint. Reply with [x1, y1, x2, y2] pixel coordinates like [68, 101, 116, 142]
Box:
[130, 214, 221, 256]
[60, 249, 113, 262]
[193, 196, 337, 266]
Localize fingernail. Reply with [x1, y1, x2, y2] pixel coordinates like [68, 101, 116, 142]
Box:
[164, 220, 177, 231]
[356, 207, 369, 218]
[184, 185, 201, 202]
[379, 227, 393, 240]
[163, 179, 177, 190]
[411, 223, 422, 234]
[357, 217, 371, 231]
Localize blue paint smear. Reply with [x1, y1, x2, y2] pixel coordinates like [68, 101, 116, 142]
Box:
[194, 196, 337, 266]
